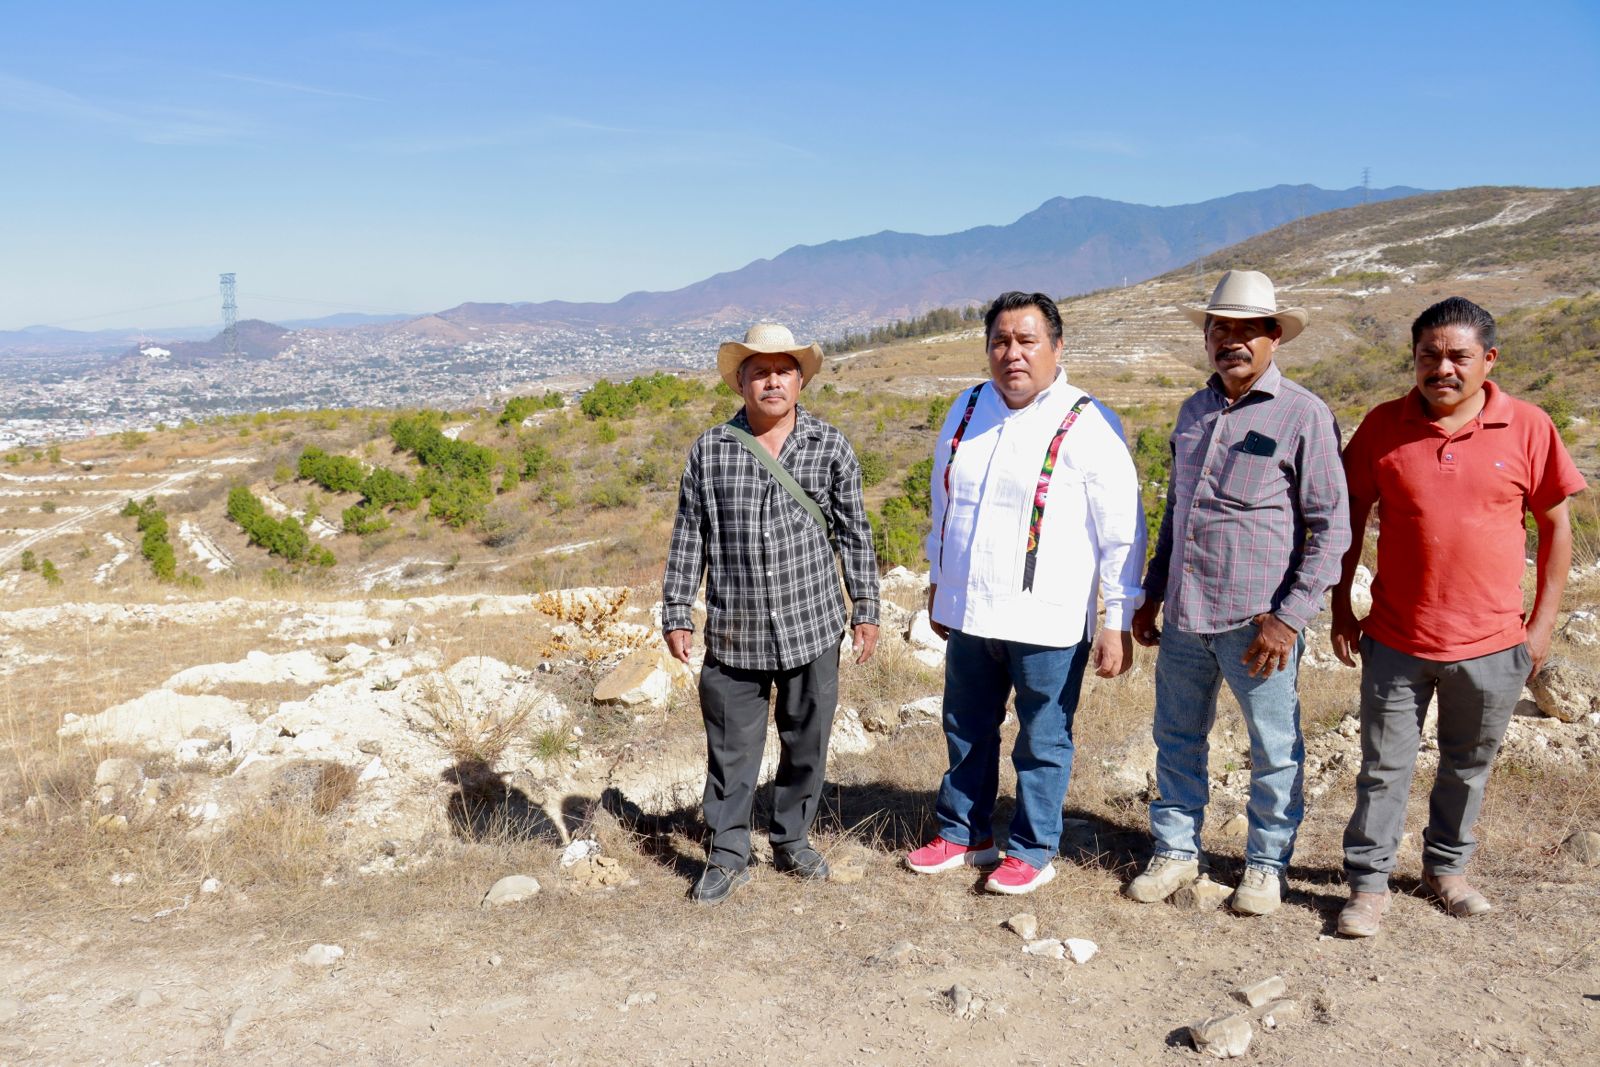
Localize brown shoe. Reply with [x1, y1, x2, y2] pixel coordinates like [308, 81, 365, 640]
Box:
[1336, 891, 1389, 937]
[1421, 871, 1492, 917]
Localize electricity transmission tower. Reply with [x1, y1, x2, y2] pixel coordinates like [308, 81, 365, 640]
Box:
[219, 272, 239, 358]
[1361, 167, 1371, 203]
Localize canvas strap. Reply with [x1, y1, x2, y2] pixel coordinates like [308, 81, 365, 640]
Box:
[725, 426, 829, 535]
[936, 384, 986, 571]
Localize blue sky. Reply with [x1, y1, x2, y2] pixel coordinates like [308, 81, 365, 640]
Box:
[2, 1, 1597, 331]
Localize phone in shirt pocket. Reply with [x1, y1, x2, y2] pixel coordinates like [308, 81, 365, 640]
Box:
[1217, 432, 1287, 506]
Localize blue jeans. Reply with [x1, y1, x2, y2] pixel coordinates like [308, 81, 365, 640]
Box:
[1149, 623, 1305, 873]
[935, 630, 1091, 870]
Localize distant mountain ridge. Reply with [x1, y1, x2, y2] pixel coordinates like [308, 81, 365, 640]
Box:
[433, 183, 1426, 329]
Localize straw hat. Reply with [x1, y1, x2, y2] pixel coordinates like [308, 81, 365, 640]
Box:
[716, 323, 823, 392]
[1180, 270, 1308, 343]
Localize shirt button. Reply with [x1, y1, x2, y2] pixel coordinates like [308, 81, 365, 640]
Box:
[1444, 453, 1454, 460]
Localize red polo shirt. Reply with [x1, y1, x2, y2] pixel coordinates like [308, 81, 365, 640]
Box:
[1343, 381, 1586, 661]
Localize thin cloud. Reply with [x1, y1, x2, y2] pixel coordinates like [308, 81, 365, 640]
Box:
[0, 71, 246, 145]
[210, 71, 384, 103]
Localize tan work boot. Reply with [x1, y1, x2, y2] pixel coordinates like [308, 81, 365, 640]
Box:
[1125, 855, 1200, 903]
[1421, 871, 1492, 917]
[1337, 890, 1390, 937]
[1230, 867, 1283, 915]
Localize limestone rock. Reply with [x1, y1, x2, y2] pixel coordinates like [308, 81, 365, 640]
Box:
[900, 696, 943, 722]
[134, 988, 163, 1009]
[482, 874, 542, 907]
[301, 944, 344, 967]
[880, 566, 928, 595]
[1219, 813, 1249, 838]
[869, 940, 917, 967]
[907, 611, 945, 651]
[945, 983, 985, 1020]
[828, 706, 876, 756]
[1023, 938, 1065, 959]
[1236, 975, 1288, 1008]
[1562, 830, 1600, 866]
[912, 648, 946, 669]
[60, 690, 252, 750]
[1256, 998, 1300, 1030]
[860, 705, 900, 733]
[1190, 1013, 1253, 1059]
[568, 856, 628, 888]
[94, 758, 144, 805]
[1172, 877, 1232, 911]
[1063, 938, 1099, 964]
[1529, 659, 1598, 723]
[593, 647, 676, 706]
[1005, 912, 1039, 940]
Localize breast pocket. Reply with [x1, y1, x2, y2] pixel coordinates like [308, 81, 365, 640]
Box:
[1217, 448, 1288, 508]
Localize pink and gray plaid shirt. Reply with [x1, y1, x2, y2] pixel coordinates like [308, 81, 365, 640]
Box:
[1143, 362, 1350, 634]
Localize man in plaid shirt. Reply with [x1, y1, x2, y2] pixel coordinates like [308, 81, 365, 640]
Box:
[663, 322, 880, 905]
[1127, 270, 1350, 916]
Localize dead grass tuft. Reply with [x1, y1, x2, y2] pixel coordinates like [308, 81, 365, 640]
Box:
[414, 674, 540, 766]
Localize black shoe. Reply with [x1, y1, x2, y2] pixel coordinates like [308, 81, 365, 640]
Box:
[690, 864, 751, 905]
[773, 845, 830, 881]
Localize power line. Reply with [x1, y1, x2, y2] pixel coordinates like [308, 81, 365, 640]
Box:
[33, 295, 217, 328]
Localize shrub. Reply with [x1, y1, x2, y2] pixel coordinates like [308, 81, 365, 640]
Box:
[857, 450, 890, 488]
[873, 496, 927, 569]
[40, 559, 61, 585]
[122, 497, 178, 580]
[297, 446, 366, 493]
[227, 486, 323, 564]
[497, 391, 564, 426]
[18, 549, 36, 572]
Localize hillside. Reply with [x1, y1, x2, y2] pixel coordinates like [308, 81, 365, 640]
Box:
[428, 184, 1423, 330]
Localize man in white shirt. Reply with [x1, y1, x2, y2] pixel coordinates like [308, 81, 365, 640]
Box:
[905, 291, 1146, 894]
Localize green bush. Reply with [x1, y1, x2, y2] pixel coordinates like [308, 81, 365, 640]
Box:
[497, 391, 564, 426]
[40, 559, 61, 585]
[18, 550, 36, 573]
[297, 446, 366, 493]
[122, 497, 179, 580]
[873, 496, 927, 569]
[580, 373, 703, 420]
[227, 486, 320, 563]
[857, 450, 890, 488]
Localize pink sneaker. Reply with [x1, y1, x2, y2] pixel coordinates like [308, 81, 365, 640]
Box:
[984, 856, 1056, 895]
[905, 835, 1001, 874]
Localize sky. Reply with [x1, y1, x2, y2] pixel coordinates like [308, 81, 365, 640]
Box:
[1, 1, 1597, 332]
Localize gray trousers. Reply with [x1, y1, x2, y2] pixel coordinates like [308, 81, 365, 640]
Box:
[1343, 635, 1530, 891]
[698, 647, 839, 871]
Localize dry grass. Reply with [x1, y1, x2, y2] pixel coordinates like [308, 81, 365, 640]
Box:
[414, 672, 542, 767]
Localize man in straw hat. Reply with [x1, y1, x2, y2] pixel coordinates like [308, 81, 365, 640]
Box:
[662, 322, 880, 905]
[1329, 297, 1585, 936]
[1126, 270, 1350, 915]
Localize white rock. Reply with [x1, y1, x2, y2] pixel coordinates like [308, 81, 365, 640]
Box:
[1022, 938, 1065, 959]
[165, 649, 331, 690]
[60, 690, 252, 750]
[357, 756, 388, 783]
[900, 696, 943, 722]
[1237, 976, 1288, 1008]
[828, 706, 876, 756]
[134, 988, 163, 1009]
[200, 877, 222, 894]
[908, 611, 946, 651]
[912, 648, 946, 668]
[482, 874, 541, 907]
[1190, 1014, 1253, 1059]
[1064, 938, 1098, 964]
[560, 839, 601, 867]
[302, 943, 344, 966]
[110, 872, 138, 886]
[1005, 912, 1039, 940]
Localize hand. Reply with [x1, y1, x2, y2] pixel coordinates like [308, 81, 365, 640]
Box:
[927, 582, 949, 641]
[1242, 613, 1297, 678]
[1093, 628, 1133, 678]
[851, 623, 880, 665]
[1330, 601, 1362, 668]
[1525, 619, 1553, 682]
[1132, 600, 1162, 647]
[664, 629, 692, 664]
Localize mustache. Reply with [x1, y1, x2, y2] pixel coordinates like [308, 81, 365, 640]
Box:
[1425, 375, 1463, 389]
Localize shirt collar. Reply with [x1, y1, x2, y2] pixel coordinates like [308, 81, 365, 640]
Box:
[726, 404, 822, 438]
[1205, 360, 1282, 404]
[1401, 379, 1511, 427]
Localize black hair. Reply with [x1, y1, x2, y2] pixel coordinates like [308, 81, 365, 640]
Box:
[1411, 296, 1496, 350]
[984, 291, 1063, 344]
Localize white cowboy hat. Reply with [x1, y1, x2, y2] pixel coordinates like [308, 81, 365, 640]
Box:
[716, 322, 823, 392]
[1180, 269, 1309, 343]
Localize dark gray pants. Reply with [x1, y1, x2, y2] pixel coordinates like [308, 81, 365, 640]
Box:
[1343, 635, 1530, 892]
[698, 647, 839, 871]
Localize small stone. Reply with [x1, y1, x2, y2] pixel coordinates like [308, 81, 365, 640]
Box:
[594, 647, 674, 706]
[899, 695, 943, 721]
[1064, 938, 1098, 964]
[828, 861, 866, 884]
[302, 944, 344, 967]
[946, 983, 984, 1020]
[200, 877, 222, 894]
[860, 705, 900, 733]
[1190, 1013, 1254, 1058]
[1237, 976, 1288, 1007]
[134, 988, 163, 1009]
[1256, 998, 1300, 1030]
[1023, 938, 1065, 959]
[94, 757, 144, 804]
[1562, 830, 1600, 867]
[1172, 876, 1233, 910]
[870, 940, 917, 967]
[356, 738, 382, 755]
[1219, 813, 1248, 838]
[620, 991, 657, 1012]
[487, 954, 503, 968]
[1529, 659, 1598, 723]
[1005, 912, 1039, 940]
[483, 874, 542, 906]
[110, 871, 138, 886]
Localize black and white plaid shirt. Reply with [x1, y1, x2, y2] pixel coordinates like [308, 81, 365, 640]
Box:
[663, 405, 880, 671]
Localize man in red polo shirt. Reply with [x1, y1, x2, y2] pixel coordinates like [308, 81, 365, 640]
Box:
[1330, 296, 1586, 937]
